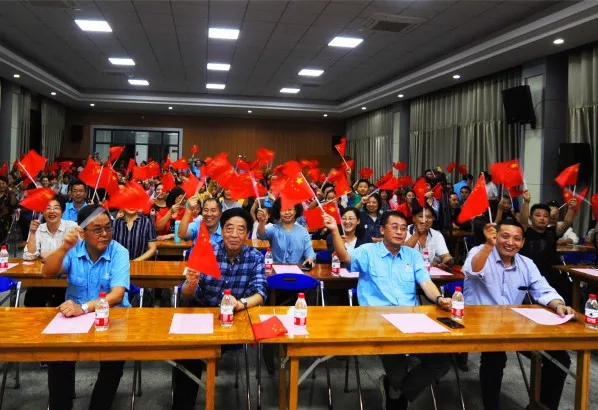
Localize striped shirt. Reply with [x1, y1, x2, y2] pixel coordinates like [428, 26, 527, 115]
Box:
[187, 242, 267, 307]
[112, 214, 157, 260]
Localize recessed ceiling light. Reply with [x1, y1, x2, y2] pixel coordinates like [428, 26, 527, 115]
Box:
[50, 92, 56, 96]
[90, 103, 95, 107]
[75, 19, 112, 32]
[452, 74, 461, 79]
[13, 74, 20, 78]
[553, 38, 564, 45]
[247, 110, 252, 114]
[168, 106, 173, 110]
[128, 79, 149, 86]
[207, 63, 231, 71]
[206, 83, 226, 90]
[280, 88, 300, 94]
[323, 114, 328, 117]
[298, 69, 324, 77]
[398, 94, 404, 98]
[328, 36, 363, 48]
[361, 107, 367, 110]
[209, 28, 239, 40]
[109, 57, 135, 66]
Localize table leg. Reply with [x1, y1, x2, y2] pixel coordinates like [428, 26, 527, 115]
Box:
[529, 352, 542, 408]
[575, 350, 590, 410]
[572, 277, 581, 311]
[288, 357, 299, 410]
[278, 345, 286, 410]
[205, 359, 216, 410]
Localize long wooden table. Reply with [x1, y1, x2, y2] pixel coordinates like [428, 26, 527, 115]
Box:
[249, 305, 596, 410]
[556, 265, 598, 311]
[156, 238, 328, 256]
[557, 244, 595, 254]
[0, 307, 254, 410]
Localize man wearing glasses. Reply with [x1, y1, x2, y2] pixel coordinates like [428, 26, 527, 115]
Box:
[63, 179, 88, 222]
[42, 205, 131, 410]
[323, 210, 452, 410]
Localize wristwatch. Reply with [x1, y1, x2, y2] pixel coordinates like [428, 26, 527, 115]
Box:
[436, 296, 442, 306]
[81, 303, 89, 314]
[240, 298, 248, 309]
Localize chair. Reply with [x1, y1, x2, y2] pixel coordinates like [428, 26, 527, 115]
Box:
[315, 250, 331, 264]
[130, 286, 144, 410]
[0, 279, 21, 410]
[257, 274, 333, 410]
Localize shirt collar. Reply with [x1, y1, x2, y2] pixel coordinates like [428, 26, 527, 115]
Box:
[376, 241, 403, 259]
[490, 246, 517, 270]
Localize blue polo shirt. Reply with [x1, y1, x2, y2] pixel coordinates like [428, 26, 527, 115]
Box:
[62, 240, 131, 307]
[348, 242, 430, 307]
[187, 221, 223, 245]
[62, 202, 86, 222]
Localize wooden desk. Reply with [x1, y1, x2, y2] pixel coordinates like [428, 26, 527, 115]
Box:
[557, 244, 595, 254]
[250, 305, 596, 410]
[246, 239, 327, 252]
[0, 307, 254, 410]
[556, 265, 598, 311]
[156, 240, 192, 257]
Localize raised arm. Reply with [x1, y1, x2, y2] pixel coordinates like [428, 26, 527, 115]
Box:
[322, 213, 350, 264]
[178, 197, 198, 239]
[470, 223, 496, 273]
[519, 190, 531, 231]
[556, 197, 577, 237]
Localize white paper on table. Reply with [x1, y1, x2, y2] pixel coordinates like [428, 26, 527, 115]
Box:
[0, 263, 19, 273]
[272, 264, 304, 275]
[169, 313, 214, 334]
[22, 261, 34, 265]
[511, 308, 574, 326]
[338, 268, 359, 278]
[572, 268, 598, 277]
[382, 313, 450, 334]
[428, 267, 454, 276]
[259, 314, 309, 336]
[42, 313, 95, 334]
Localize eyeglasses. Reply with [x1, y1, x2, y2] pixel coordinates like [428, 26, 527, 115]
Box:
[85, 225, 113, 237]
[385, 223, 407, 232]
[45, 206, 62, 212]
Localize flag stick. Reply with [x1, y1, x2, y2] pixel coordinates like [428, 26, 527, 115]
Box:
[507, 187, 514, 210]
[301, 172, 324, 213]
[92, 166, 104, 203]
[17, 162, 39, 188]
[250, 173, 262, 209]
[488, 206, 493, 224]
[573, 185, 577, 196]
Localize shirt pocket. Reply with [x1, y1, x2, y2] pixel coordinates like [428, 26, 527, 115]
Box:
[69, 272, 86, 287]
[399, 265, 416, 282]
[99, 271, 112, 292]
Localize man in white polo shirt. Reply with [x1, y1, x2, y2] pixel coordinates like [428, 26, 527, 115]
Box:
[404, 204, 455, 269]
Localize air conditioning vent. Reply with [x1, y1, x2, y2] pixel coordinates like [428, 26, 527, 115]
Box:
[26, 0, 80, 8]
[362, 13, 425, 33]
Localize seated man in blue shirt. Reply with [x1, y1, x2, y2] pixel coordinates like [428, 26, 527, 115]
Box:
[323, 210, 452, 410]
[172, 208, 267, 410]
[42, 205, 131, 410]
[62, 179, 88, 222]
[178, 197, 223, 245]
[463, 219, 575, 410]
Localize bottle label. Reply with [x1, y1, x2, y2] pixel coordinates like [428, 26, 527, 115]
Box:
[220, 306, 234, 324]
[95, 312, 109, 327]
[451, 301, 464, 317]
[332, 262, 340, 274]
[294, 315, 307, 326]
[585, 310, 598, 325]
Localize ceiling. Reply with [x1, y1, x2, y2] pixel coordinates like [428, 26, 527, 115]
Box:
[0, 0, 598, 118]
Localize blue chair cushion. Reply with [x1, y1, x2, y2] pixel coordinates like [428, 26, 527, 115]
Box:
[267, 273, 319, 292]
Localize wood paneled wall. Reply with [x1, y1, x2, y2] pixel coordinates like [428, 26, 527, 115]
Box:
[63, 111, 345, 168]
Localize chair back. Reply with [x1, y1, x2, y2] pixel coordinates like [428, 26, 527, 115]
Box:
[0, 277, 16, 293]
[316, 250, 331, 264]
[443, 280, 464, 297]
[267, 273, 319, 292]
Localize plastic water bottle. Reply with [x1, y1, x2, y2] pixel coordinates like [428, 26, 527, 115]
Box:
[451, 286, 464, 321]
[294, 292, 307, 327]
[585, 294, 598, 330]
[422, 248, 431, 273]
[220, 289, 235, 328]
[0, 245, 8, 269]
[264, 248, 273, 273]
[331, 252, 341, 274]
[174, 220, 181, 244]
[95, 291, 109, 332]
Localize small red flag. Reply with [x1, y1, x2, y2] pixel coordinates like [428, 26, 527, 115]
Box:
[591, 193, 598, 221]
[431, 183, 443, 200]
[446, 162, 456, 173]
[280, 161, 303, 177]
[109, 146, 125, 162]
[555, 163, 580, 188]
[303, 202, 341, 230]
[327, 168, 345, 183]
[126, 158, 136, 174]
[334, 174, 352, 197]
[18, 149, 47, 181]
[252, 316, 288, 341]
[457, 164, 468, 175]
[181, 173, 203, 198]
[562, 187, 587, 213]
[490, 159, 523, 189]
[256, 148, 275, 164]
[280, 173, 314, 211]
[393, 161, 407, 172]
[20, 188, 55, 212]
[163, 154, 172, 170]
[227, 174, 266, 200]
[190, 144, 198, 156]
[306, 167, 322, 183]
[398, 175, 413, 187]
[412, 177, 428, 207]
[147, 161, 161, 178]
[77, 160, 102, 188]
[58, 161, 73, 173]
[161, 173, 176, 193]
[0, 162, 8, 176]
[358, 167, 374, 179]
[186, 222, 221, 279]
[378, 177, 400, 191]
[334, 137, 347, 158]
[508, 187, 524, 198]
[106, 182, 150, 211]
[457, 175, 490, 223]
[132, 165, 150, 181]
[171, 158, 189, 171]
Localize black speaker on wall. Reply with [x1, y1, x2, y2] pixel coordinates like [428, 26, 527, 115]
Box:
[71, 125, 83, 142]
[331, 135, 343, 153]
[558, 143, 593, 187]
[502, 85, 536, 129]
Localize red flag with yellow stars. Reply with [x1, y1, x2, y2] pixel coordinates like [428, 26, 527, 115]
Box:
[18, 149, 47, 181]
[161, 172, 176, 193]
[334, 174, 352, 197]
[256, 148, 275, 164]
[252, 316, 288, 341]
[456, 164, 468, 175]
[171, 158, 189, 171]
[334, 137, 346, 158]
[181, 173, 203, 198]
[393, 161, 407, 173]
[187, 222, 221, 279]
[20, 188, 55, 212]
[446, 162, 456, 173]
[303, 202, 341, 230]
[562, 187, 587, 213]
[378, 177, 400, 191]
[163, 154, 171, 170]
[555, 163, 580, 188]
[358, 167, 374, 180]
[280, 173, 314, 211]
[457, 175, 489, 223]
[109, 146, 124, 162]
[591, 193, 598, 221]
[490, 159, 523, 189]
[412, 177, 428, 207]
[0, 162, 8, 176]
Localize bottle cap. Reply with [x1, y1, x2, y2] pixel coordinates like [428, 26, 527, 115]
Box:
[455, 286, 462, 292]
[224, 289, 231, 295]
[99, 291, 107, 298]
[267, 248, 271, 251]
[1, 245, 6, 250]
[590, 294, 596, 299]
[298, 292, 305, 298]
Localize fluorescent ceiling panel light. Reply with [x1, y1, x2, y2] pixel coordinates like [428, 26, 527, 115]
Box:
[247, 110, 252, 113]
[109, 57, 135, 66]
[452, 74, 461, 79]
[398, 94, 404, 98]
[323, 114, 328, 117]
[328, 36, 363, 48]
[280, 88, 300, 94]
[553, 38, 564, 45]
[207, 63, 231, 71]
[13, 74, 20, 78]
[209, 28, 239, 40]
[361, 107, 367, 110]
[206, 83, 226, 89]
[90, 103, 95, 107]
[168, 106, 173, 110]
[75, 19, 112, 32]
[50, 92, 57, 96]
[128, 79, 149, 86]
[298, 69, 324, 77]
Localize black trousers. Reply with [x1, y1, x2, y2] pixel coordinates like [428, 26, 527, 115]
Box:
[171, 359, 205, 410]
[48, 361, 125, 410]
[479, 350, 570, 410]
